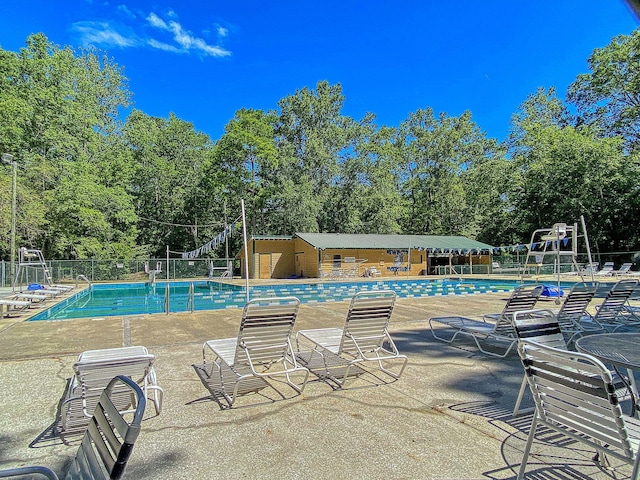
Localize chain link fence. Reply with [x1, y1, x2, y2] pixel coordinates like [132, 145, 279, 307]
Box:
[0, 258, 236, 288]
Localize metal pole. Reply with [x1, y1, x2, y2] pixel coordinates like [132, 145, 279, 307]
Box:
[241, 199, 250, 303]
[581, 215, 595, 282]
[2, 154, 16, 285]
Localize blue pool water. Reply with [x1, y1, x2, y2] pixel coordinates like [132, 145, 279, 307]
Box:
[30, 278, 526, 321]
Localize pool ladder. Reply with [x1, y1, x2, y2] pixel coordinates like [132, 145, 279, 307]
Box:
[164, 282, 195, 314]
[75, 274, 92, 289]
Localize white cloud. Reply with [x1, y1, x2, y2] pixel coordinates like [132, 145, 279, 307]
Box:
[71, 8, 231, 58]
[146, 12, 168, 30]
[71, 21, 139, 48]
[116, 5, 136, 20]
[146, 13, 231, 57]
[147, 38, 182, 53]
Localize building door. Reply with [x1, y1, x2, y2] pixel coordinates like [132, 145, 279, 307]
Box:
[295, 253, 305, 277]
[259, 253, 271, 279]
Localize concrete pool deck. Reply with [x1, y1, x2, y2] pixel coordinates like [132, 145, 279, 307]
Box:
[0, 278, 637, 479]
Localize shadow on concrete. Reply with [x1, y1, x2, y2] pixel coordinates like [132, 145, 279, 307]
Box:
[450, 400, 632, 480]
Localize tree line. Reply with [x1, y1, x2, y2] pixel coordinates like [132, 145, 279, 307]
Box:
[1, 31, 640, 260]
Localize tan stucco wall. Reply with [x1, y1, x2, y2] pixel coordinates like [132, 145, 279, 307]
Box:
[248, 239, 296, 279]
[241, 238, 488, 279]
[293, 238, 320, 278]
[309, 247, 428, 278]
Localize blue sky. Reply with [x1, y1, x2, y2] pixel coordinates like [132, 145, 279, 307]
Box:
[0, 1, 638, 142]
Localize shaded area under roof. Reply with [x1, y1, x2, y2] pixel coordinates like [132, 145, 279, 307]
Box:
[294, 233, 495, 252]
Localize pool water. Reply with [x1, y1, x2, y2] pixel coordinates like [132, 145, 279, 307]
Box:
[30, 278, 523, 321]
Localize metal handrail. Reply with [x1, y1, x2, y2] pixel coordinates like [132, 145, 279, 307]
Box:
[187, 282, 195, 313]
[164, 282, 170, 314]
[75, 274, 92, 289]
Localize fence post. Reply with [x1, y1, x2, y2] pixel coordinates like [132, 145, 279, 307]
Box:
[188, 282, 194, 313]
[164, 282, 170, 315]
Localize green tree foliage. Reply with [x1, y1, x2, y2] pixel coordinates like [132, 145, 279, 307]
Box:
[125, 111, 212, 256]
[3, 30, 640, 262]
[0, 33, 134, 260]
[511, 125, 640, 251]
[208, 108, 278, 237]
[568, 29, 640, 151]
[275, 81, 361, 232]
[396, 109, 500, 237]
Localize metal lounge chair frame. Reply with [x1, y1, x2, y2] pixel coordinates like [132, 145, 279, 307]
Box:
[516, 341, 640, 480]
[0, 375, 146, 480]
[296, 290, 407, 386]
[61, 346, 163, 433]
[202, 296, 309, 406]
[582, 278, 640, 331]
[511, 308, 631, 417]
[429, 284, 544, 358]
[614, 263, 634, 276]
[553, 281, 601, 344]
[0, 298, 32, 319]
[595, 261, 616, 276]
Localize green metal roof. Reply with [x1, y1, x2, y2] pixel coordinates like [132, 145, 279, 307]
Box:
[294, 233, 495, 252]
[250, 235, 295, 241]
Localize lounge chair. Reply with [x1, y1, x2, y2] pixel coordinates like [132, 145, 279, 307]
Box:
[367, 267, 382, 277]
[564, 261, 599, 276]
[516, 341, 640, 480]
[595, 261, 616, 276]
[581, 278, 640, 331]
[511, 308, 629, 417]
[0, 375, 146, 480]
[61, 346, 163, 433]
[202, 296, 309, 406]
[0, 298, 32, 319]
[8, 292, 47, 303]
[296, 291, 407, 386]
[552, 281, 602, 344]
[429, 284, 544, 358]
[614, 262, 634, 276]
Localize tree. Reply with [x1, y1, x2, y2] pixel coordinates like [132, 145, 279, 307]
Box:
[275, 81, 361, 232]
[508, 87, 572, 155]
[48, 161, 137, 258]
[510, 125, 640, 251]
[0, 33, 133, 259]
[125, 110, 213, 256]
[208, 108, 278, 236]
[396, 109, 498, 236]
[568, 29, 640, 151]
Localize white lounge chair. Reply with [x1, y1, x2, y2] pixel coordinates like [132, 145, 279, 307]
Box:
[552, 281, 603, 344]
[60, 346, 163, 433]
[429, 284, 543, 357]
[0, 375, 146, 480]
[614, 262, 634, 275]
[596, 261, 616, 276]
[581, 278, 640, 331]
[516, 341, 640, 480]
[8, 292, 47, 303]
[296, 291, 407, 386]
[202, 296, 309, 406]
[511, 308, 629, 417]
[0, 298, 32, 319]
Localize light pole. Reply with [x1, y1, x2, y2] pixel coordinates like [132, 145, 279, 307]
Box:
[2, 153, 17, 286]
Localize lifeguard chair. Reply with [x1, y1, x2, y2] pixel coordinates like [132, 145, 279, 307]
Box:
[144, 261, 162, 285]
[522, 223, 581, 278]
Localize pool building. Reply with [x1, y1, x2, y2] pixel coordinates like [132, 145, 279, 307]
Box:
[241, 233, 495, 279]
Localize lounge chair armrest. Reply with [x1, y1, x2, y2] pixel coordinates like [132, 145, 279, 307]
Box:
[0, 466, 59, 479]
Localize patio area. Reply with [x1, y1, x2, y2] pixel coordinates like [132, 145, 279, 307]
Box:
[0, 289, 637, 479]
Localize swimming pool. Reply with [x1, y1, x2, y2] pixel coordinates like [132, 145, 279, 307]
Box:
[30, 278, 525, 321]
